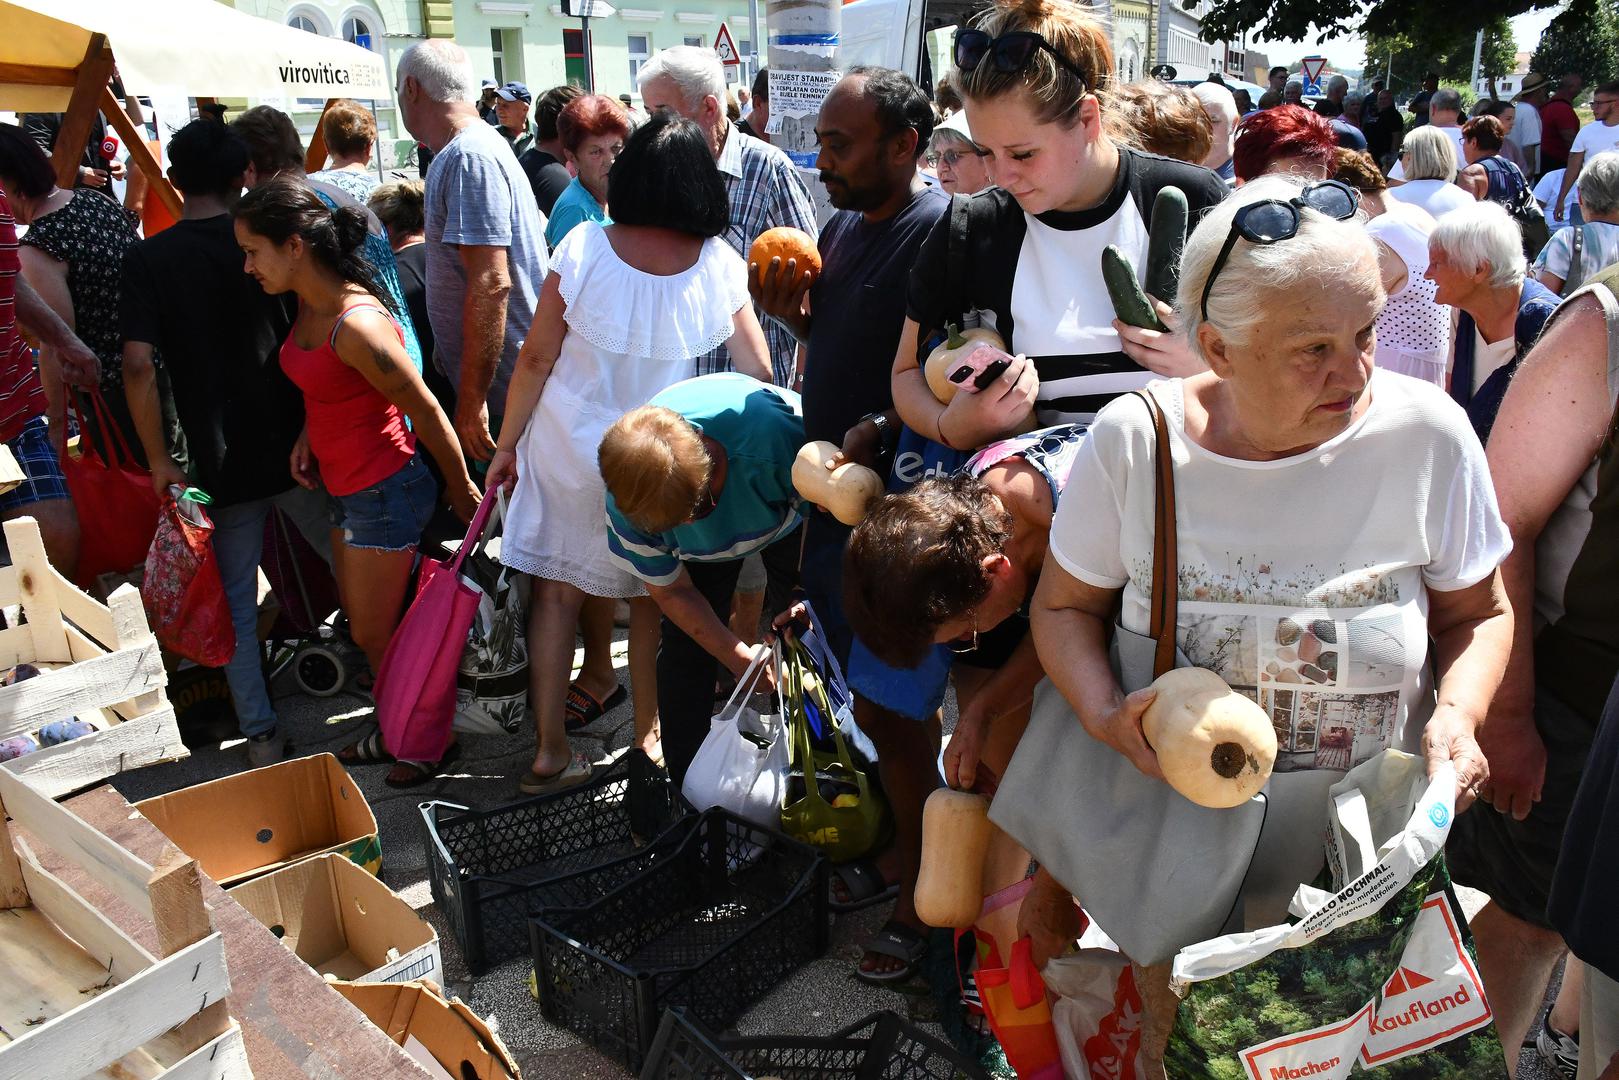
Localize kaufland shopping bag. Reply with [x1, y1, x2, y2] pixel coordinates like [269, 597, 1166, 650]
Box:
[1164, 751, 1510, 1080]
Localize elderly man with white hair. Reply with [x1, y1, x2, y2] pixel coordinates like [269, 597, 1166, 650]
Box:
[1427, 200, 1559, 441]
[1191, 81, 1238, 181]
[395, 38, 549, 462]
[1392, 87, 1466, 179]
[637, 46, 816, 389]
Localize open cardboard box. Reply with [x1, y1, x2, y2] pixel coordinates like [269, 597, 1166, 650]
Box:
[228, 853, 441, 985]
[336, 980, 520, 1080]
[135, 753, 380, 886]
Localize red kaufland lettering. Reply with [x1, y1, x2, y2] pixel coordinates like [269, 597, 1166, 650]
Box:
[1268, 1058, 1341, 1079]
[1370, 984, 1472, 1033]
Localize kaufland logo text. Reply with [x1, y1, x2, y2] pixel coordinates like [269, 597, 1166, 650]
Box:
[1369, 983, 1474, 1033]
[1269, 1059, 1341, 1078]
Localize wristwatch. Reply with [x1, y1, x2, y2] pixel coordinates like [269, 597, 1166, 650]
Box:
[858, 411, 890, 439]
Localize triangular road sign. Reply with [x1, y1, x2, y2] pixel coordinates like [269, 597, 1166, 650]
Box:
[715, 21, 741, 66]
[1302, 56, 1328, 85]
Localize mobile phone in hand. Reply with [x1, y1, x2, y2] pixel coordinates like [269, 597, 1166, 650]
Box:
[946, 342, 1016, 394]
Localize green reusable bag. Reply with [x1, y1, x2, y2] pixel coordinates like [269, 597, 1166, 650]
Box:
[778, 639, 889, 863]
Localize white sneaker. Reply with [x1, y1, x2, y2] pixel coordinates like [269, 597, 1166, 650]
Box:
[1536, 1008, 1580, 1079]
[246, 730, 287, 769]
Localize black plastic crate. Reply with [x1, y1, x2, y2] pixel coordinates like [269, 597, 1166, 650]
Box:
[640, 1007, 991, 1080]
[530, 808, 830, 1072]
[420, 749, 675, 972]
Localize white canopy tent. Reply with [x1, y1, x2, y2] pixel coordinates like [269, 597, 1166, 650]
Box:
[0, 0, 393, 213]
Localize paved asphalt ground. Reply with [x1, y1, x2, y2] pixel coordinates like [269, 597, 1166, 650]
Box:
[108, 634, 1567, 1079]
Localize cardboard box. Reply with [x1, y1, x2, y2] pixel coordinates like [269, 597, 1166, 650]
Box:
[335, 980, 521, 1080]
[136, 752, 381, 886]
[228, 853, 441, 986]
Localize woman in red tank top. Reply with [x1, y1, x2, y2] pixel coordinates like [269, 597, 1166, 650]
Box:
[234, 177, 479, 784]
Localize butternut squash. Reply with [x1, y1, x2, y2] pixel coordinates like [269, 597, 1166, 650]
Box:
[1141, 667, 1276, 809]
[914, 788, 993, 929]
[923, 323, 1009, 403]
[791, 440, 884, 526]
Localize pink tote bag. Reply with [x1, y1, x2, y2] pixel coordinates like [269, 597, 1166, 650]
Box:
[375, 490, 501, 762]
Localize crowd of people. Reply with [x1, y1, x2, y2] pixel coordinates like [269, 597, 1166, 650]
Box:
[2, 0, 1618, 1074]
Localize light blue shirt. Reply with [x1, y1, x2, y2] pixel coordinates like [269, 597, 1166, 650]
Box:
[424, 121, 549, 411]
[545, 176, 609, 249]
[606, 374, 803, 586]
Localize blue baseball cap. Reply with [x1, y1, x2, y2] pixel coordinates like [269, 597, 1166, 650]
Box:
[494, 82, 531, 104]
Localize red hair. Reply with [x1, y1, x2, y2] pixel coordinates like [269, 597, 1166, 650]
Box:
[557, 94, 631, 155]
[1232, 105, 1337, 183]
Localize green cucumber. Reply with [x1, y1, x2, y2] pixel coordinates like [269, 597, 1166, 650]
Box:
[1145, 185, 1188, 305]
[1103, 244, 1166, 332]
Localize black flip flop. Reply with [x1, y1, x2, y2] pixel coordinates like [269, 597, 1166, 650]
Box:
[855, 920, 929, 985]
[336, 728, 393, 766]
[383, 741, 461, 789]
[830, 858, 900, 913]
[565, 682, 628, 730]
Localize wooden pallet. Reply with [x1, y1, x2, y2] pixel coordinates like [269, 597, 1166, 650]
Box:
[0, 516, 186, 798]
[0, 767, 251, 1079]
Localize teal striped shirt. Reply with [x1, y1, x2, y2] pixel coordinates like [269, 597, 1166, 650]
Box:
[606, 374, 803, 586]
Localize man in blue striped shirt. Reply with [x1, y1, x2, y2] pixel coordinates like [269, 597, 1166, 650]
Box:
[600, 373, 804, 783]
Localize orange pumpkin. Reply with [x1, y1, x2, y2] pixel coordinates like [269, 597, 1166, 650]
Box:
[748, 227, 822, 287]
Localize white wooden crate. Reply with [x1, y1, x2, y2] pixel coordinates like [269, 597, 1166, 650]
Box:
[0, 768, 252, 1080]
[0, 516, 186, 798]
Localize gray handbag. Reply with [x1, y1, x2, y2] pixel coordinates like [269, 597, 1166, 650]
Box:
[988, 389, 1268, 967]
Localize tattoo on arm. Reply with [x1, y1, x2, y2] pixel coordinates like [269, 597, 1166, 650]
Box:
[368, 341, 400, 377]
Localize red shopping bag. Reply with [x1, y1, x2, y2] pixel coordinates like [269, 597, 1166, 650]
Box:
[144, 488, 235, 667]
[374, 490, 498, 762]
[60, 389, 161, 587]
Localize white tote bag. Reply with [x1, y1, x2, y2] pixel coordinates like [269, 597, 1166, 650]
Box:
[681, 643, 790, 826]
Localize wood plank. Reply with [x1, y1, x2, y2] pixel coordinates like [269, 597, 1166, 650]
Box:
[54, 584, 118, 657]
[50, 36, 114, 200]
[0, 62, 79, 88]
[106, 586, 166, 718]
[303, 98, 337, 173]
[3, 708, 185, 800]
[5, 517, 73, 664]
[0, 812, 26, 908]
[18, 849, 156, 981]
[0, 771, 154, 923]
[149, 850, 232, 1053]
[0, 640, 166, 741]
[100, 86, 183, 220]
[0, 566, 21, 610]
[0, 623, 38, 668]
[62, 624, 107, 664]
[0, 934, 229, 1080]
[155, 1024, 253, 1080]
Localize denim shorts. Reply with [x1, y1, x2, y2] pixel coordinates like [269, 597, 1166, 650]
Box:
[326, 453, 437, 552]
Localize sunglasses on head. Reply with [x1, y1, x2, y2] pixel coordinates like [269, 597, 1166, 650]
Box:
[1199, 180, 1360, 322]
[953, 29, 1090, 93]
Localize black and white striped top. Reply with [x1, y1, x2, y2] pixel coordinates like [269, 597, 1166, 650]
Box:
[906, 147, 1228, 427]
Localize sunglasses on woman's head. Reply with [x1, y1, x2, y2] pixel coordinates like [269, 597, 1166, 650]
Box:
[953, 29, 1090, 93]
[1199, 180, 1360, 322]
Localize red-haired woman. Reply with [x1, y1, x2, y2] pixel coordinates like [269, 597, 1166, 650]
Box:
[1232, 103, 1338, 183]
[544, 95, 632, 248]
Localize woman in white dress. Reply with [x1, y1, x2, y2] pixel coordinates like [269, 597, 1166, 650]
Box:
[487, 114, 772, 793]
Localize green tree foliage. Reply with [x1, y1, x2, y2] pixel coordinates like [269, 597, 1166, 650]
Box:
[1362, 17, 1517, 96]
[1198, 0, 1551, 53]
[1532, 0, 1619, 87]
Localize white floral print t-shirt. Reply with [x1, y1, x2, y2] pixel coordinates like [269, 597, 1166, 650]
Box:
[1049, 371, 1511, 776]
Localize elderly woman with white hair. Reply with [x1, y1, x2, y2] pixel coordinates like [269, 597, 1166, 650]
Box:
[1534, 150, 1619, 296]
[1010, 176, 1513, 1025]
[926, 110, 991, 196]
[1389, 125, 1476, 220]
[1427, 200, 1560, 441]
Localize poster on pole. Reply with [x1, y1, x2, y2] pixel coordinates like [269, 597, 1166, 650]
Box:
[715, 22, 741, 66]
[766, 69, 839, 167]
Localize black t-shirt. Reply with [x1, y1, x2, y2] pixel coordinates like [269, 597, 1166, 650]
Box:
[803, 184, 950, 445]
[392, 241, 453, 408]
[119, 215, 303, 507]
[519, 148, 572, 217]
[1549, 676, 1619, 981]
[1365, 107, 1405, 161]
[907, 147, 1227, 425]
